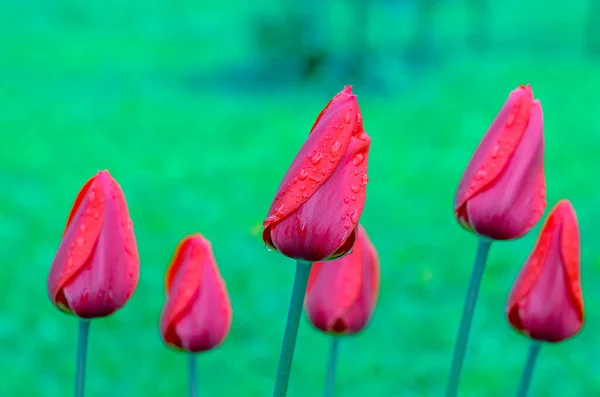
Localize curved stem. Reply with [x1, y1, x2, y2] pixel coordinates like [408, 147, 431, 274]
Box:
[75, 320, 91, 397]
[272, 261, 313, 397]
[189, 354, 198, 397]
[515, 342, 542, 397]
[324, 337, 339, 397]
[445, 238, 492, 397]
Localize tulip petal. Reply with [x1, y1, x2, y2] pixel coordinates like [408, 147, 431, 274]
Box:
[518, 230, 581, 342]
[263, 86, 359, 236]
[455, 84, 534, 213]
[463, 100, 545, 239]
[174, 253, 232, 352]
[47, 176, 105, 312]
[61, 171, 139, 318]
[160, 237, 204, 348]
[506, 200, 583, 342]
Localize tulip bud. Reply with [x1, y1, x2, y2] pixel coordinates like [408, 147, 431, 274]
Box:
[304, 224, 380, 334]
[160, 234, 232, 353]
[47, 170, 140, 319]
[506, 200, 584, 343]
[454, 84, 546, 240]
[263, 86, 371, 262]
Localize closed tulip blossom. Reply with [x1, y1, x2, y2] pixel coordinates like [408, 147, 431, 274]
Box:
[264, 86, 371, 397]
[160, 234, 232, 353]
[48, 170, 140, 318]
[454, 84, 546, 241]
[446, 84, 547, 397]
[506, 200, 583, 342]
[263, 85, 371, 263]
[506, 200, 583, 396]
[305, 224, 380, 335]
[46, 169, 140, 397]
[160, 234, 232, 396]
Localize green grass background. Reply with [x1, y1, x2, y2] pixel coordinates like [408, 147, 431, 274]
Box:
[1, 1, 599, 396]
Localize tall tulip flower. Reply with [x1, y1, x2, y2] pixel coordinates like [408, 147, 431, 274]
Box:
[506, 200, 583, 397]
[446, 84, 546, 397]
[47, 170, 139, 397]
[264, 86, 371, 397]
[160, 234, 233, 396]
[304, 224, 380, 396]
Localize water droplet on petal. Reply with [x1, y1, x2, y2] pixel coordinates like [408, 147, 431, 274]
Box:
[265, 245, 273, 252]
[344, 112, 351, 124]
[505, 114, 515, 127]
[299, 169, 308, 180]
[331, 141, 341, 156]
[475, 170, 487, 181]
[344, 197, 350, 204]
[350, 212, 359, 224]
[353, 153, 365, 166]
[301, 193, 308, 199]
[490, 144, 500, 159]
[93, 211, 100, 220]
[351, 185, 360, 194]
[361, 174, 369, 185]
[76, 237, 85, 246]
[310, 152, 323, 165]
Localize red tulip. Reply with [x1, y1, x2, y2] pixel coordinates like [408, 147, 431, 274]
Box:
[304, 224, 380, 334]
[506, 200, 584, 343]
[47, 170, 140, 319]
[160, 234, 232, 353]
[454, 84, 546, 240]
[263, 86, 371, 262]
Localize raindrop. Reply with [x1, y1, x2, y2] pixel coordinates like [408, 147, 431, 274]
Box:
[351, 185, 360, 194]
[344, 112, 351, 124]
[490, 144, 500, 159]
[353, 153, 365, 166]
[298, 169, 308, 180]
[361, 174, 369, 185]
[76, 237, 85, 246]
[505, 114, 515, 128]
[265, 245, 274, 252]
[310, 152, 323, 165]
[350, 212, 359, 224]
[301, 193, 308, 199]
[93, 211, 100, 220]
[299, 185, 306, 191]
[344, 197, 350, 204]
[331, 141, 341, 156]
[475, 170, 487, 181]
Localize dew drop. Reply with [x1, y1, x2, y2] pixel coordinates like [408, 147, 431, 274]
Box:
[351, 196, 356, 201]
[475, 170, 487, 181]
[353, 168, 359, 176]
[299, 185, 306, 191]
[76, 237, 85, 246]
[265, 245, 273, 252]
[490, 144, 500, 159]
[88, 191, 97, 202]
[81, 290, 89, 303]
[344, 197, 350, 204]
[342, 215, 347, 220]
[97, 291, 105, 300]
[310, 152, 323, 165]
[93, 211, 100, 220]
[505, 113, 515, 127]
[298, 168, 308, 180]
[344, 112, 351, 124]
[357, 112, 362, 124]
[350, 212, 359, 224]
[353, 153, 365, 166]
[361, 174, 369, 185]
[80, 224, 87, 232]
[351, 185, 360, 194]
[301, 193, 308, 199]
[331, 141, 341, 156]
[357, 133, 368, 141]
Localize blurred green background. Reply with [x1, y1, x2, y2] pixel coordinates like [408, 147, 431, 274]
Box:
[1, 0, 600, 396]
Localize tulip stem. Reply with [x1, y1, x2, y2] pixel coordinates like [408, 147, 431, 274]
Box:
[189, 354, 198, 397]
[272, 261, 313, 397]
[324, 337, 339, 397]
[515, 341, 542, 397]
[445, 238, 492, 397]
[74, 319, 91, 397]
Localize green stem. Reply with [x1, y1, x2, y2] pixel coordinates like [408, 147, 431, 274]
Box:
[189, 354, 197, 397]
[515, 342, 542, 397]
[445, 238, 492, 397]
[75, 319, 91, 397]
[272, 261, 313, 397]
[324, 337, 339, 397]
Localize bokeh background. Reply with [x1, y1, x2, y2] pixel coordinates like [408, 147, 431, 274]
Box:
[1, 0, 600, 396]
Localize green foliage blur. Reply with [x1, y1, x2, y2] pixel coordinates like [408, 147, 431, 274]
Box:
[1, 1, 599, 396]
